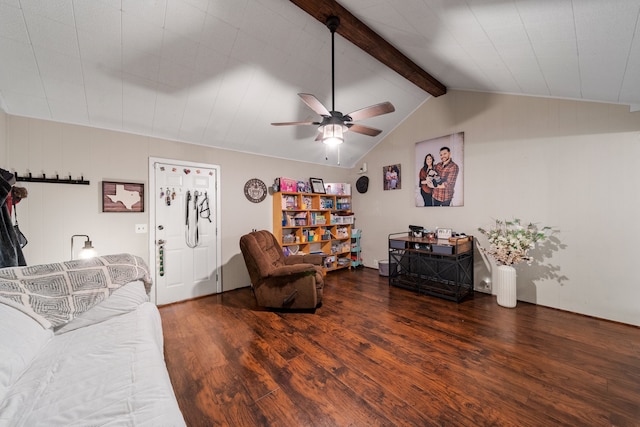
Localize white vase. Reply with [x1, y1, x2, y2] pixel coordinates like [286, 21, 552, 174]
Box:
[496, 265, 517, 308]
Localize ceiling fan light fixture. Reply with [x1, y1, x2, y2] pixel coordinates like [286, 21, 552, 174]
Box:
[271, 15, 394, 154]
[322, 123, 345, 146]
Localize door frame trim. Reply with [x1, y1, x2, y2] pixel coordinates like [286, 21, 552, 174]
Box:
[148, 157, 222, 304]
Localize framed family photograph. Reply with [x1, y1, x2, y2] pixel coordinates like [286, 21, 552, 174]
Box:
[309, 177, 326, 194]
[415, 132, 464, 207]
[102, 181, 145, 212]
[383, 164, 401, 190]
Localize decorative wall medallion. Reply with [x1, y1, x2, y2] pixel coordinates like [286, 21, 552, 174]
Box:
[244, 178, 267, 203]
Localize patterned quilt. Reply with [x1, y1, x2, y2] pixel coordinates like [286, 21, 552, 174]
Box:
[0, 253, 152, 329]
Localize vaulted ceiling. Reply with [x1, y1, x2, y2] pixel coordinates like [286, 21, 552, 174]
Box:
[1, 0, 639, 167]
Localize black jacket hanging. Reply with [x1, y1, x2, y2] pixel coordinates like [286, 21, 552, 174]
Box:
[0, 170, 26, 268]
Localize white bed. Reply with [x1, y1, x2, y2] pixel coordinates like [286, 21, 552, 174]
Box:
[0, 256, 186, 426]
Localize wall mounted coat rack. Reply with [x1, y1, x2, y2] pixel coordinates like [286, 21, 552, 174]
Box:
[14, 172, 90, 185]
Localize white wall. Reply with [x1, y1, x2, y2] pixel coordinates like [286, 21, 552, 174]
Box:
[1, 112, 349, 292]
[351, 90, 640, 326]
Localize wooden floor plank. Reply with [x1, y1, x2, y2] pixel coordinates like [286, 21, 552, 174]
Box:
[160, 267, 640, 426]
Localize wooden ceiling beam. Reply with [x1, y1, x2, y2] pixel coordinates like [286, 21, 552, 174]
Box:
[289, 0, 447, 97]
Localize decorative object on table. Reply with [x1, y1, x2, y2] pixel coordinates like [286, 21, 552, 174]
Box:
[310, 177, 326, 194]
[102, 181, 144, 212]
[477, 218, 550, 308]
[436, 228, 452, 239]
[409, 225, 424, 238]
[415, 132, 464, 207]
[243, 178, 267, 203]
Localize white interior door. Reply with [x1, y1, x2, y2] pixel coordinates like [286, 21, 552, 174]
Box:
[149, 158, 221, 305]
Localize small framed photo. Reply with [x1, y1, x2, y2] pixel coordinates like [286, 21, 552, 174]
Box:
[102, 181, 144, 212]
[310, 177, 326, 194]
[437, 228, 452, 239]
[383, 164, 401, 190]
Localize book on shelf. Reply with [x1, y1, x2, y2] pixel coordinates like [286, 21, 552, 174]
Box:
[302, 196, 312, 210]
[281, 195, 297, 209]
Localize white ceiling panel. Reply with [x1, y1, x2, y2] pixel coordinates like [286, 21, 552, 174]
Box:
[19, 0, 74, 27]
[2, 90, 50, 118]
[23, 12, 79, 57]
[34, 48, 84, 85]
[42, 77, 85, 105]
[48, 96, 89, 125]
[72, 1, 121, 34]
[121, 0, 168, 28]
[164, 0, 206, 41]
[122, 78, 158, 135]
[0, 2, 29, 43]
[0, 0, 639, 167]
[199, 13, 238, 54]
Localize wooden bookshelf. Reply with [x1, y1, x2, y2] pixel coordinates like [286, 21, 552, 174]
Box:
[273, 191, 353, 272]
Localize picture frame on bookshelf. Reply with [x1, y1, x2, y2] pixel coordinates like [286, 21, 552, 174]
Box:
[310, 177, 326, 194]
[324, 182, 351, 195]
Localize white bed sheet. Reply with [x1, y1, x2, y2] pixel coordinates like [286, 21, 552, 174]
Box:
[0, 302, 186, 427]
[55, 280, 149, 335]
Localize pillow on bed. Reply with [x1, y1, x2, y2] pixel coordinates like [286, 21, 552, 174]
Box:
[55, 280, 149, 334]
[0, 302, 53, 401]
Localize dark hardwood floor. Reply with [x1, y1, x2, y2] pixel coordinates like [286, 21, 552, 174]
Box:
[160, 267, 640, 427]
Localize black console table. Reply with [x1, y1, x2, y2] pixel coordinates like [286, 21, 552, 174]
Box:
[388, 233, 474, 302]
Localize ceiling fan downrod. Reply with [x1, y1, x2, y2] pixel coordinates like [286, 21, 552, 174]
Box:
[326, 16, 340, 113]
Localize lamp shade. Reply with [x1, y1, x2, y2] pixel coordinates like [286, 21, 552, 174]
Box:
[79, 240, 97, 259]
[71, 234, 97, 260]
[322, 124, 344, 146]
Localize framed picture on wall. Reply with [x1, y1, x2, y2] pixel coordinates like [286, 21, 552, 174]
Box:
[383, 164, 401, 190]
[102, 181, 144, 212]
[310, 177, 326, 194]
[415, 132, 464, 207]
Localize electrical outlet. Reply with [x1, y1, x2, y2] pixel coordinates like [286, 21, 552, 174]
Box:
[477, 279, 492, 293]
[135, 224, 148, 234]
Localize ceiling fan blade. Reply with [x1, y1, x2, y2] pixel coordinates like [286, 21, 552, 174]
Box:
[346, 101, 395, 122]
[347, 123, 382, 137]
[271, 121, 319, 126]
[298, 93, 331, 117]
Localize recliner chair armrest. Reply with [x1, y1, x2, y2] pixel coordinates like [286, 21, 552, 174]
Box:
[302, 254, 323, 265]
[269, 264, 318, 278]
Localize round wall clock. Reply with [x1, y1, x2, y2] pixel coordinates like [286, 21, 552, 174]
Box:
[244, 178, 267, 203]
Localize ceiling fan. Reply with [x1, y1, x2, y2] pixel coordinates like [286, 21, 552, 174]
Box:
[271, 15, 395, 146]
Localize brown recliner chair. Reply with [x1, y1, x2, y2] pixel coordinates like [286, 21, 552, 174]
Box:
[239, 230, 324, 310]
